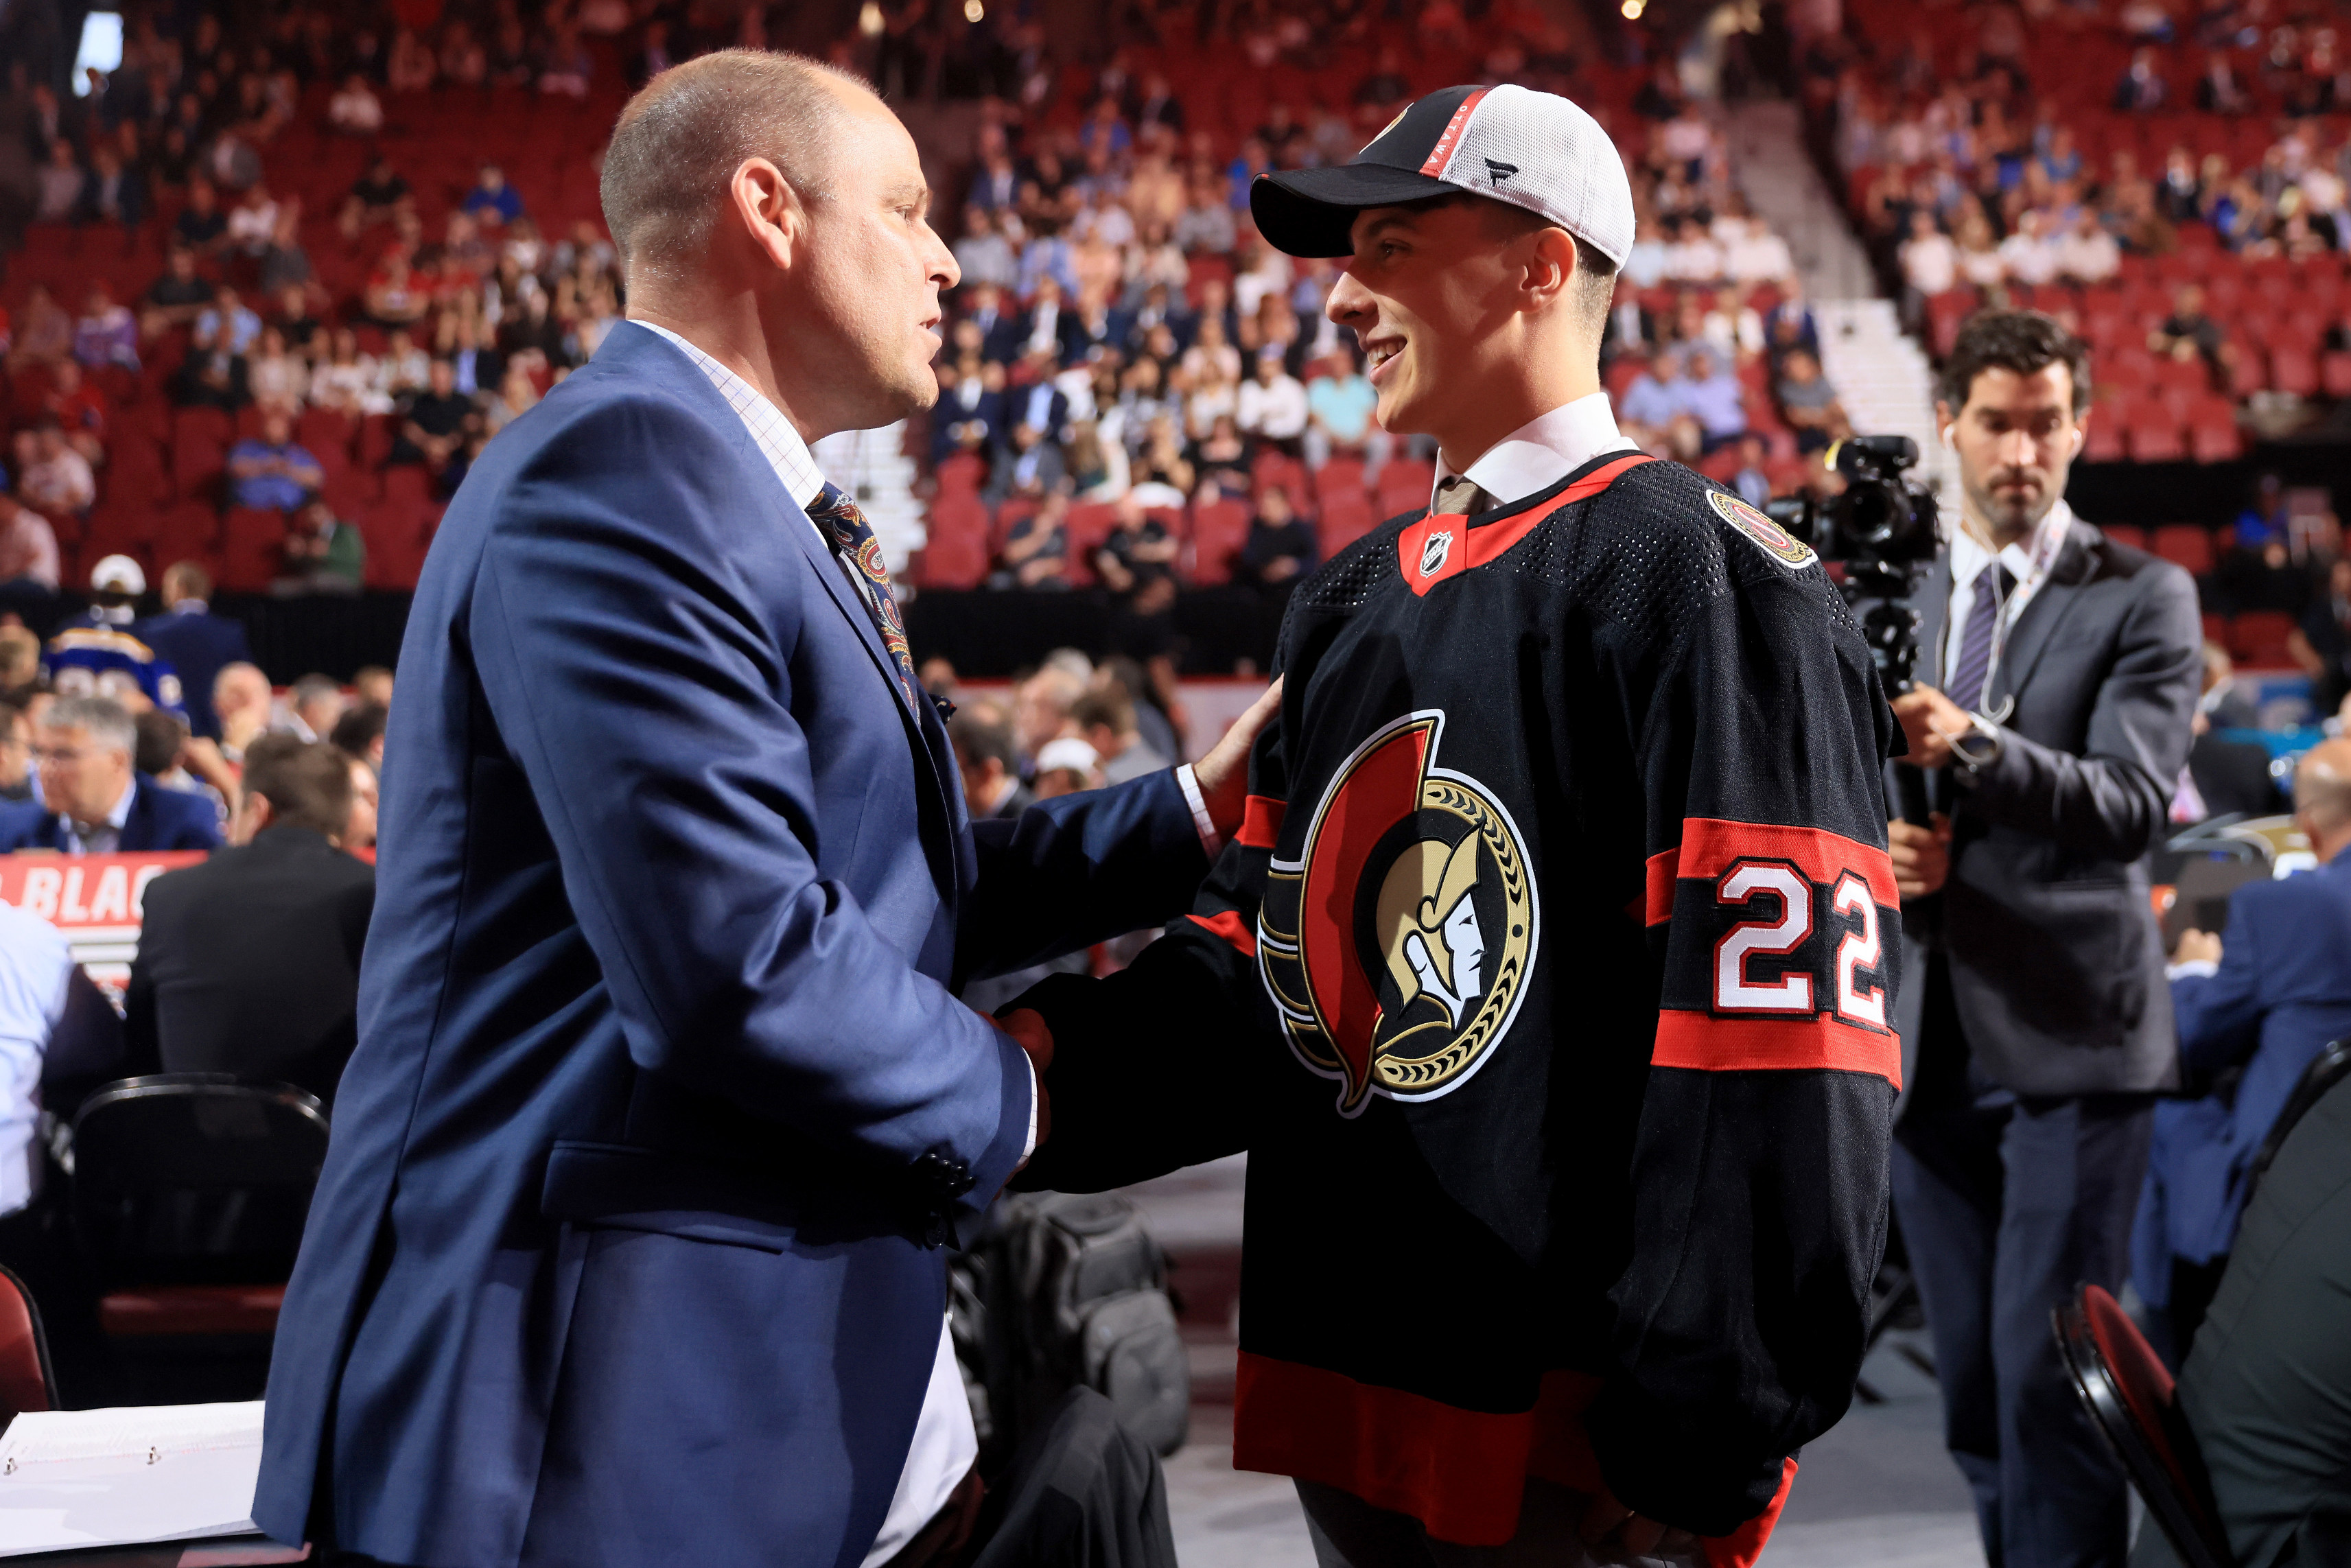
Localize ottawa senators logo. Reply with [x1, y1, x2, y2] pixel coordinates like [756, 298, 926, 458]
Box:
[1257, 710, 1537, 1116]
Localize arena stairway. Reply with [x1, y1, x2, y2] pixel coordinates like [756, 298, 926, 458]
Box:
[1728, 100, 1963, 523]
[811, 420, 928, 575]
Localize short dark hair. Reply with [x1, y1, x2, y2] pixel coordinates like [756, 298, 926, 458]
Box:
[1939, 309, 2092, 417]
[242, 734, 354, 839]
[133, 708, 188, 776]
[330, 701, 388, 758]
[1071, 691, 1137, 738]
[948, 710, 1018, 772]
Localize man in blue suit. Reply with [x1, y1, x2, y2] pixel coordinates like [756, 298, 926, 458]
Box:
[0, 695, 220, 853]
[2133, 734, 2351, 1354]
[132, 562, 253, 741]
[256, 49, 1272, 1568]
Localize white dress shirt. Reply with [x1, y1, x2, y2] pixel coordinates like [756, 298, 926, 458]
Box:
[1939, 498, 2075, 707]
[1431, 390, 1640, 511]
[636, 320, 1222, 1564]
[0, 901, 112, 1215]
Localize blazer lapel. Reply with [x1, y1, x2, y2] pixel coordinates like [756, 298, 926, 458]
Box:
[1987, 519, 2098, 710]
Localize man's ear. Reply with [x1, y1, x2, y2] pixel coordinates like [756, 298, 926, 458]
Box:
[1523, 226, 1578, 306]
[729, 156, 806, 275]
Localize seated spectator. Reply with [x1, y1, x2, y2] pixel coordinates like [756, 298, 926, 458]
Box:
[1670, 348, 1748, 454]
[986, 421, 1066, 506]
[15, 424, 94, 517]
[123, 734, 373, 1106]
[1032, 736, 1103, 799]
[1095, 495, 1180, 610]
[388, 358, 479, 491]
[538, 25, 594, 96]
[953, 207, 1018, 291]
[260, 202, 314, 298]
[1997, 209, 2062, 286]
[73, 286, 138, 373]
[0, 495, 60, 602]
[1237, 349, 1309, 456]
[1239, 484, 1316, 588]
[1064, 419, 1126, 501]
[329, 701, 388, 770]
[0, 696, 221, 853]
[2055, 211, 2120, 283]
[213, 662, 274, 760]
[375, 330, 432, 402]
[1303, 347, 1385, 475]
[226, 183, 279, 257]
[32, 140, 82, 224]
[461, 165, 524, 229]
[1615, 354, 1681, 449]
[3, 288, 69, 371]
[352, 666, 395, 710]
[132, 563, 252, 742]
[343, 753, 379, 855]
[1899, 211, 1959, 324]
[134, 707, 230, 815]
[74, 142, 145, 229]
[140, 249, 214, 338]
[364, 253, 430, 328]
[329, 73, 386, 134]
[341, 155, 410, 237]
[2151, 284, 2238, 385]
[278, 500, 366, 594]
[229, 409, 325, 513]
[2113, 45, 2170, 110]
[196, 283, 262, 356]
[38, 361, 107, 465]
[247, 325, 308, 413]
[286, 673, 347, 743]
[1775, 349, 1851, 454]
[174, 315, 252, 410]
[999, 492, 1074, 590]
[1730, 434, 1773, 508]
[309, 327, 389, 417]
[173, 177, 229, 256]
[482, 362, 541, 438]
[1071, 690, 1169, 786]
[949, 708, 1030, 821]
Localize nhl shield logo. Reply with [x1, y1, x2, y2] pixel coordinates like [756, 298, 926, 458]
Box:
[1419, 528, 1456, 580]
[1709, 490, 1818, 569]
[1257, 710, 1539, 1116]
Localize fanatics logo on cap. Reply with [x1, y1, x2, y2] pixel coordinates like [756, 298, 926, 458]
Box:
[1252, 82, 1637, 267]
[1709, 491, 1818, 570]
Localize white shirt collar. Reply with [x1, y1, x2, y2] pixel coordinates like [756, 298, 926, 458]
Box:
[1431, 391, 1640, 511]
[102, 775, 135, 831]
[632, 319, 830, 516]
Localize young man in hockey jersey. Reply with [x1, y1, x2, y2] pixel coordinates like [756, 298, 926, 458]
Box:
[1001, 85, 1902, 1567]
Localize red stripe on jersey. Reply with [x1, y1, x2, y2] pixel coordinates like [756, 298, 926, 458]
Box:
[1644, 847, 1678, 926]
[1418, 88, 1491, 176]
[1237, 794, 1287, 849]
[1652, 1009, 1902, 1088]
[1235, 1352, 1796, 1566]
[1398, 455, 1659, 597]
[1659, 818, 1898, 912]
[1187, 910, 1258, 957]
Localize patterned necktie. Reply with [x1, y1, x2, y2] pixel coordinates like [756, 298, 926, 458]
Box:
[1944, 565, 2014, 715]
[806, 482, 919, 711]
[1431, 475, 1492, 516]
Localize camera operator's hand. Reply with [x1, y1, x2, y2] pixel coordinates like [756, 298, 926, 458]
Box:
[1889, 813, 1952, 900]
[1891, 686, 1976, 770]
[2175, 928, 2223, 966]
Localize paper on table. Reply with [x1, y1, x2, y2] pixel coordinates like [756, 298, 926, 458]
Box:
[0, 1401, 266, 1557]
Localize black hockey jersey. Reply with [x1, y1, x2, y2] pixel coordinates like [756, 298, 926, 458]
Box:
[1015, 451, 1902, 1558]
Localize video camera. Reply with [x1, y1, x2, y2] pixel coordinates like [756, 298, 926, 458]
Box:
[1764, 434, 1941, 692]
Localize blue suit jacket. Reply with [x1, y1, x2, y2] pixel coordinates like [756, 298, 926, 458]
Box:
[255, 323, 1210, 1567]
[131, 607, 252, 739]
[0, 775, 222, 853]
[2132, 845, 2351, 1304]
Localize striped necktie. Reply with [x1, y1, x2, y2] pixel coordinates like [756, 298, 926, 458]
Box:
[1945, 565, 2014, 715]
[806, 482, 919, 711]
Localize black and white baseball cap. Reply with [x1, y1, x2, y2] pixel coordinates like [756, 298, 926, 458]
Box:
[1250, 84, 1636, 268]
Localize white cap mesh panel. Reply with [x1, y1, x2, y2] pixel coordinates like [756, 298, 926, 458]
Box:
[1430, 84, 1637, 269]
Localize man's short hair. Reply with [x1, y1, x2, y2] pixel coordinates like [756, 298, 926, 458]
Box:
[161, 560, 212, 604]
[242, 734, 354, 839]
[40, 695, 135, 757]
[291, 672, 342, 710]
[599, 49, 869, 285]
[948, 710, 1019, 772]
[133, 708, 188, 776]
[1939, 309, 2092, 417]
[1071, 691, 1137, 738]
[330, 701, 388, 758]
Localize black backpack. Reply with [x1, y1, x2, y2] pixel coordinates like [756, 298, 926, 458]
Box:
[949, 1191, 1190, 1465]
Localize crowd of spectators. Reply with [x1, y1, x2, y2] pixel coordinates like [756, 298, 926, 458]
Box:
[911, 27, 1851, 635]
[1811, 0, 2351, 443]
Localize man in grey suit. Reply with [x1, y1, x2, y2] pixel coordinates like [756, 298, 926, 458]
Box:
[1884, 310, 2201, 1568]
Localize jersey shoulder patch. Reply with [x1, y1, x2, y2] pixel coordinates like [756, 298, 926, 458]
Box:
[1706, 489, 1817, 570]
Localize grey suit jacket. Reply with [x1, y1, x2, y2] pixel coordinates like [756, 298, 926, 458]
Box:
[1894, 513, 2201, 1098]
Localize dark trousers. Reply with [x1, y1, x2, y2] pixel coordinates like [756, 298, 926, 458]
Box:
[1891, 954, 2153, 1568]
